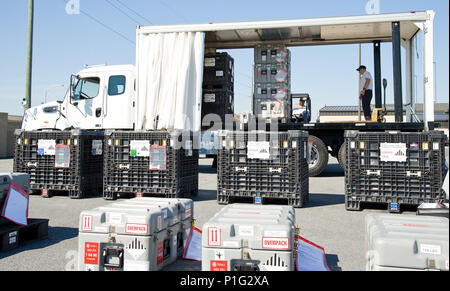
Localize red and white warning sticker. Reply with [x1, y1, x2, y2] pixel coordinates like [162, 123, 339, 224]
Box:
[210, 260, 228, 271]
[84, 242, 99, 265]
[262, 237, 290, 250]
[445, 260, 449, 270]
[157, 242, 164, 265]
[208, 227, 222, 247]
[81, 215, 93, 232]
[125, 223, 148, 235]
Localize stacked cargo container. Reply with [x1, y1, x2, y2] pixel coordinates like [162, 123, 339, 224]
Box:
[217, 130, 309, 208]
[344, 130, 447, 212]
[201, 52, 235, 130]
[202, 204, 297, 271]
[253, 45, 291, 120]
[78, 197, 194, 271]
[13, 130, 104, 199]
[102, 130, 198, 200]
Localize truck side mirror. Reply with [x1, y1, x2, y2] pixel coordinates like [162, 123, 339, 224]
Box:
[70, 75, 75, 103]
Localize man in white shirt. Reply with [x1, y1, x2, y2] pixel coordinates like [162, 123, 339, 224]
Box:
[357, 65, 373, 121]
[293, 99, 307, 121]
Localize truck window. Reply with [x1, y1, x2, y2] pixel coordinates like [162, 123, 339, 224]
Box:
[73, 77, 100, 100]
[108, 75, 126, 96]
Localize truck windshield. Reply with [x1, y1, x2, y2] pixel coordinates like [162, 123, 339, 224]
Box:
[73, 77, 100, 100]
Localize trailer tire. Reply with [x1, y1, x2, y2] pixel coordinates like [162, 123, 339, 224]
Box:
[338, 142, 346, 171]
[308, 135, 329, 177]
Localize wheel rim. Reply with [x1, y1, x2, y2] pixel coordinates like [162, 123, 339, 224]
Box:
[309, 144, 320, 169]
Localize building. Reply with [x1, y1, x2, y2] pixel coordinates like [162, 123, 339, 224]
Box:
[0, 113, 23, 158]
[319, 103, 449, 136]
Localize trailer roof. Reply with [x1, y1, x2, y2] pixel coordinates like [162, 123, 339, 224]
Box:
[137, 11, 432, 49]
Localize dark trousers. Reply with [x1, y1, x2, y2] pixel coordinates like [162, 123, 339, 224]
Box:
[361, 90, 373, 121]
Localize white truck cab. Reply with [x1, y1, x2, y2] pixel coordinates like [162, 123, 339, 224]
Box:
[22, 64, 136, 131]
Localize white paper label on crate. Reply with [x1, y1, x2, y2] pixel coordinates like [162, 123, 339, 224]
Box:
[208, 227, 222, 246]
[216, 70, 224, 77]
[247, 141, 270, 160]
[130, 140, 150, 157]
[9, 236, 16, 245]
[125, 223, 148, 235]
[264, 231, 288, 237]
[420, 244, 441, 255]
[38, 139, 56, 155]
[262, 237, 290, 250]
[108, 213, 122, 225]
[223, 241, 239, 248]
[238, 226, 254, 237]
[215, 249, 225, 260]
[204, 58, 215, 67]
[85, 265, 96, 271]
[92, 140, 103, 155]
[380, 143, 407, 162]
[204, 93, 216, 103]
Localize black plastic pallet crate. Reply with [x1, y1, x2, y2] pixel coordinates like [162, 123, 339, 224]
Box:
[103, 130, 199, 200]
[217, 130, 309, 208]
[344, 130, 446, 212]
[203, 53, 234, 87]
[13, 130, 104, 199]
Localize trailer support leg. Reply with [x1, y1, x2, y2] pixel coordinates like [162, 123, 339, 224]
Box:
[392, 22, 403, 123]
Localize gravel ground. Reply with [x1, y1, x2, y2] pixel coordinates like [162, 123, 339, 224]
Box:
[0, 147, 448, 271]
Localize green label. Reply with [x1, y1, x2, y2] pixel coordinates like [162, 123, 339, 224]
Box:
[130, 149, 137, 157]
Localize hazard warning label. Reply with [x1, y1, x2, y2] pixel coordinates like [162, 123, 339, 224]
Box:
[380, 143, 407, 162]
[210, 260, 228, 271]
[84, 242, 99, 265]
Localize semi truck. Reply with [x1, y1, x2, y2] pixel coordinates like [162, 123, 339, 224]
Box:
[22, 11, 439, 177]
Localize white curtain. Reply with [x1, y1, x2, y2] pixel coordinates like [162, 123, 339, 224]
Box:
[137, 32, 205, 131]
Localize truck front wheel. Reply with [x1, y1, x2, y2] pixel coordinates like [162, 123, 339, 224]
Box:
[308, 135, 329, 177]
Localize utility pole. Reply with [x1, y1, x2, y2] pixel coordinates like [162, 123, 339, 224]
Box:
[25, 0, 34, 110]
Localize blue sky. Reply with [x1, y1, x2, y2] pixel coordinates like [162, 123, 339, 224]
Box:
[0, 0, 448, 120]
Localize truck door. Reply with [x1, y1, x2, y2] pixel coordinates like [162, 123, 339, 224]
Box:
[67, 75, 104, 129]
[102, 71, 135, 129]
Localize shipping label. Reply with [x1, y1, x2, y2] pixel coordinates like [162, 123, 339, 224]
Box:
[380, 143, 407, 162]
[38, 139, 56, 155]
[420, 244, 441, 255]
[92, 140, 103, 155]
[247, 141, 270, 160]
[130, 140, 150, 157]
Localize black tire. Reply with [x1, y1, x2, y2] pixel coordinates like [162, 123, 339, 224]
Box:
[308, 135, 329, 177]
[338, 142, 346, 171]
